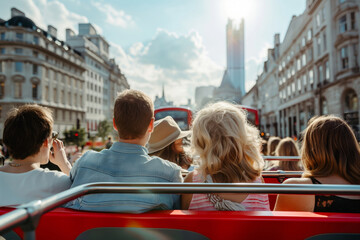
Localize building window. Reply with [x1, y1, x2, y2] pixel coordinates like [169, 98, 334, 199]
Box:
[297, 79, 301, 92]
[316, 13, 321, 27]
[339, 15, 347, 33]
[61, 90, 65, 104]
[32, 83, 38, 99]
[297, 59, 301, 70]
[341, 46, 349, 69]
[309, 70, 314, 85]
[75, 93, 78, 107]
[351, 12, 356, 30]
[303, 74, 307, 86]
[325, 61, 330, 80]
[307, 29, 312, 41]
[14, 82, 22, 98]
[15, 48, 23, 55]
[302, 37, 306, 47]
[317, 37, 321, 56]
[0, 62, 2, 72]
[0, 82, 4, 99]
[339, 0, 346, 4]
[318, 65, 323, 83]
[33, 36, 39, 45]
[53, 88, 57, 102]
[0, 32, 5, 40]
[15, 33, 23, 41]
[15, 62, 22, 72]
[33, 64, 38, 75]
[0, 48, 4, 54]
[321, 98, 328, 115]
[68, 92, 71, 105]
[33, 51, 38, 58]
[323, 33, 327, 51]
[302, 54, 306, 66]
[44, 85, 49, 101]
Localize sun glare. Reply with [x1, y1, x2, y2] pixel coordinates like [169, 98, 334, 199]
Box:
[221, 0, 256, 21]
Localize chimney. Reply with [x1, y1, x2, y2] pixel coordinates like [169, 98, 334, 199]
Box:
[66, 28, 75, 41]
[48, 25, 57, 38]
[11, 8, 25, 18]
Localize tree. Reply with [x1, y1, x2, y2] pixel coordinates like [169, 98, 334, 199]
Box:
[97, 120, 112, 141]
[63, 128, 86, 147]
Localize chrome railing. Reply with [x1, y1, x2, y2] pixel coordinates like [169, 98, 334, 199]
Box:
[263, 156, 301, 161]
[1, 182, 360, 240]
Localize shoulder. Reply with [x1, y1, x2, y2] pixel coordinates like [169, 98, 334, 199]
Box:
[282, 177, 312, 184]
[184, 171, 194, 183]
[148, 155, 181, 171]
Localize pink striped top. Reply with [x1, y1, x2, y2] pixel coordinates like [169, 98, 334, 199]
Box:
[188, 170, 270, 211]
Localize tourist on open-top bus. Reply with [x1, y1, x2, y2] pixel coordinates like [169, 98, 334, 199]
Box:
[66, 90, 182, 213]
[148, 116, 193, 171]
[275, 115, 360, 212]
[181, 102, 270, 211]
[0, 104, 71, 207]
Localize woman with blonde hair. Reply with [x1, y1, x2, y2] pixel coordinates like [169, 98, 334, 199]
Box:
[269, 137, 302, 171]
[275, 115, 360, 212]
[181, 102, 270, 211]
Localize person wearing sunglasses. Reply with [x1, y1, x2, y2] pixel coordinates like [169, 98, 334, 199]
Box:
[0, 104, 72, 207]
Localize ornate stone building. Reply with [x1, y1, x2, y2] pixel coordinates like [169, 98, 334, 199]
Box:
[66, 23, 129, 135]
[242, 0, 360, 139]
[0, 8, 86, 138]
[0, 8, 129, 139]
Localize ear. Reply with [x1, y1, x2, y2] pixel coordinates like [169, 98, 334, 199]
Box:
[113, 118, 118, 131]
[43, 138, 50, 148]
[148, 118, 154, 133]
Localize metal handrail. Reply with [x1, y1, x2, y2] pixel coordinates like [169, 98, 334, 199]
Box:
[262, 171, 303, 177]
[263, 156, 301, 161]
[1, 182, 360, 239]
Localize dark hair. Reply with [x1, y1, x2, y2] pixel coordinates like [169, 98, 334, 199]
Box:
[267, 136, 281, 156]
[114, 89, 154, 139]
[3, 104, 53, 159]
[302, 115, 360, 184]
[150, 142, 191, 168]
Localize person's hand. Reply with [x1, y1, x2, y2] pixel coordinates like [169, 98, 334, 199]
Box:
[49, 139, 72, 175]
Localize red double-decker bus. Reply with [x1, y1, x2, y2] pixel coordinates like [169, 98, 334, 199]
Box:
[154, 106, 193, 130]
[237, 105, 259, 128]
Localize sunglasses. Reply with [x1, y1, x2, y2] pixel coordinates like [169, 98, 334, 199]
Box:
[52, 131, 59, 140]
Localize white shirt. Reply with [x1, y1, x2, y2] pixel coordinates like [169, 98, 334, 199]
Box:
[0, 168, 71, 207]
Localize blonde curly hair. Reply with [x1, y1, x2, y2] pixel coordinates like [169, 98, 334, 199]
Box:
[191, 102, 264, 183]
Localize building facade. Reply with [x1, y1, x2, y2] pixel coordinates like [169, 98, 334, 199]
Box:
[66, 23, 129, 136]
[242, 0, 360, 139]
[0, 8, 86, 138]
[214, 19, 245, 102]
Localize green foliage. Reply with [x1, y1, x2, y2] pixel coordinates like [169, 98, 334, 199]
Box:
[97, 120, 112, 141]
[63, 128, 86, 146]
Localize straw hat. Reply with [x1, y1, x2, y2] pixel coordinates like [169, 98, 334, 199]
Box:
[148, 116, 190, 154]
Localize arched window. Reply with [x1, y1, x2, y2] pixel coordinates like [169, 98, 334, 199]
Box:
[343, 89, 359, 128]
[344, 89, 358, 112]
[31, 77, 40, 100]
[320, 97, 328, 115]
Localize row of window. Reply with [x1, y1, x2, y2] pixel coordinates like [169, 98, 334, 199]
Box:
[0, 81, 39, 99]
[86, 94, 102, 104]
[87, 107, 102, 115]
[339, 12, 356, 33]
[43, 86, 83, 107]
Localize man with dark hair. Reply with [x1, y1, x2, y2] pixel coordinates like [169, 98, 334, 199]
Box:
[66, 90, 182, 213]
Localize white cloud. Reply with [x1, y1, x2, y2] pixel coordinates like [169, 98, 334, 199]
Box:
[92, 1, 134, 28]
[111, 29, 223, 105]
[0, 0, 92, 41]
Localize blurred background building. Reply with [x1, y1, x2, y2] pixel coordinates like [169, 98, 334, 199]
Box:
[242, 0, 360, 139]
[0, 8, 129, 139]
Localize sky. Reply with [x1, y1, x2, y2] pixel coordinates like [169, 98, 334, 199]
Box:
[0, 0, 305, 106]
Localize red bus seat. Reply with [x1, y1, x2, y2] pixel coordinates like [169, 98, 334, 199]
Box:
[2, 208, 360, 240]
